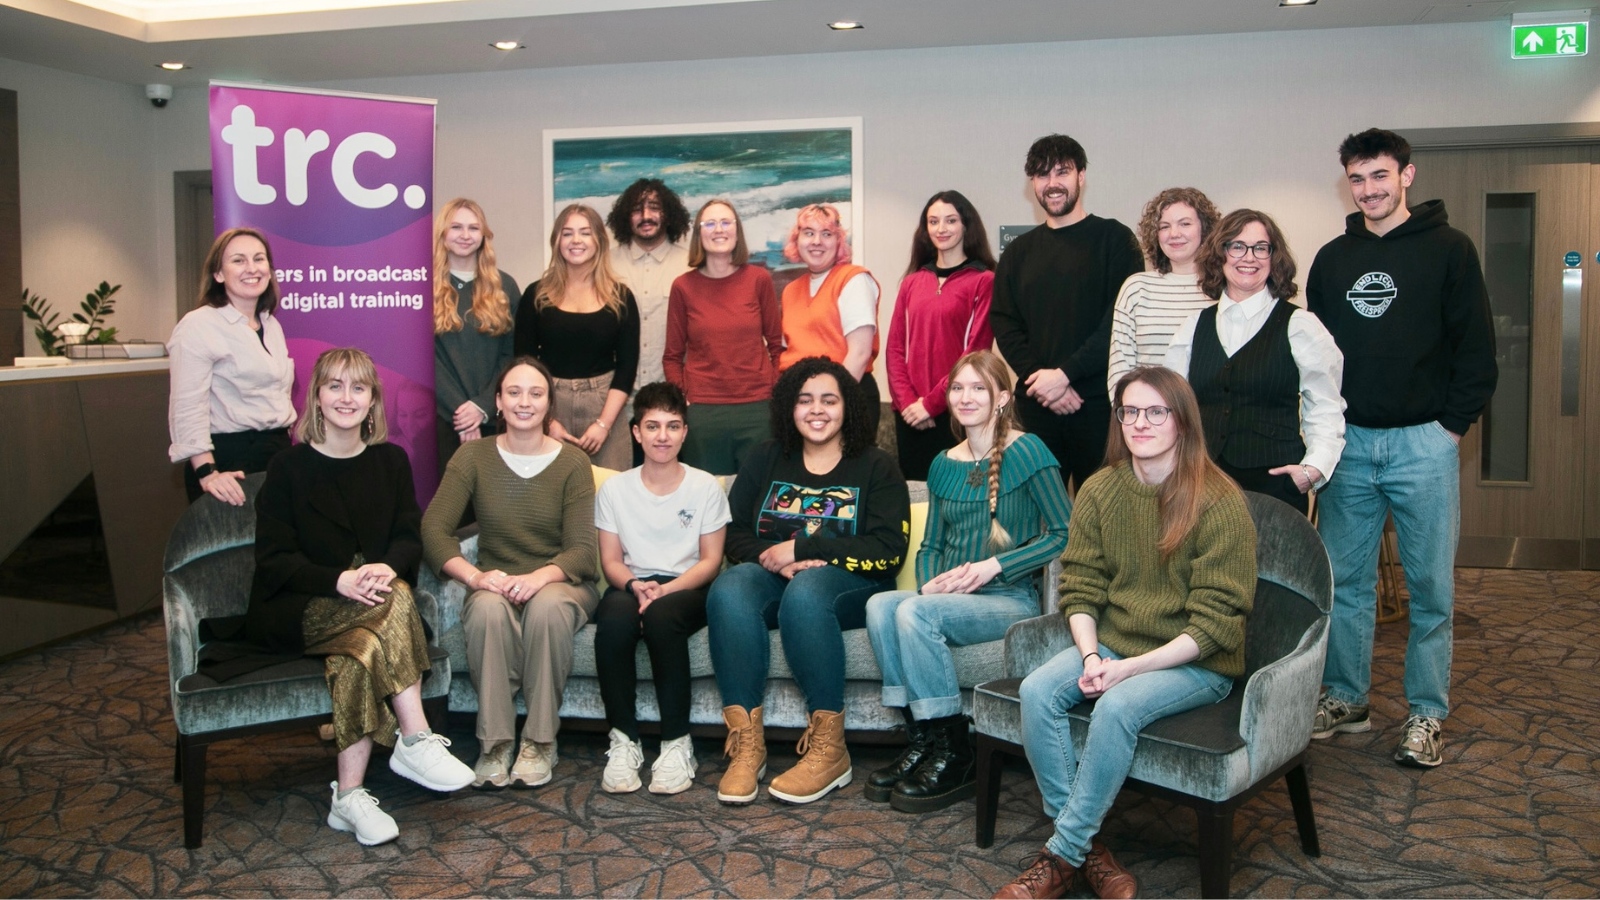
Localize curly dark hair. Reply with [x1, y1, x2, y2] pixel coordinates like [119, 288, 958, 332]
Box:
[1197, 209, 1299, 303]
[630, 380, 688, 426]
[1136, 187, 1221, 274]
[1024, 134, 1087, 177]
[769, 357, 877, 459]
[605, 178, 691, 245]
[1338, 128, 1411, 170]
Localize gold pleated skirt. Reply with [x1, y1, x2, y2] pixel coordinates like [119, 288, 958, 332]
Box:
[302, 578, 431, 751]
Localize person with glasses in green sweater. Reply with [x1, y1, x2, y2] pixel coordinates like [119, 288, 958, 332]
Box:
[865, 349, 1072, 813]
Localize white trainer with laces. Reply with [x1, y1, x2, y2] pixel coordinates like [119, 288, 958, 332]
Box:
[602, 728, 644, 793]
[327, 782, 399, 846]
[389, 730, 475, 792]
[649, 734, 698, 795]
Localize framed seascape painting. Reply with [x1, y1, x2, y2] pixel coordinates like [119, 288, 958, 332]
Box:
[544, 117, 863, 295]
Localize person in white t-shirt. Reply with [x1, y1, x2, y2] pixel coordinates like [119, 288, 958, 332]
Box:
[593, 381, 731, 795]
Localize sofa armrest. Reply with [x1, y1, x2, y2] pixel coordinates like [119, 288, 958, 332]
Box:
[1002, 613, 1072, 679]
[1238, 617, 1328, 781]
[163, 577, 199, 685]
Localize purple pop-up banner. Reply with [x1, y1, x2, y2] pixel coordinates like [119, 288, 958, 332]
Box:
[209, 82, 439, 504]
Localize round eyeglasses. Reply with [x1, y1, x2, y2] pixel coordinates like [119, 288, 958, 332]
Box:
[1114, 405, 1171, 426]
[1224, 241, 1272, 260]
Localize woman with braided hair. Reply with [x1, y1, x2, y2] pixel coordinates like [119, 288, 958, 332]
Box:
[864, 349, 1072, 812]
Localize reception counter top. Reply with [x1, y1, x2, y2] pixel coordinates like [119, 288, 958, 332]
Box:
[0, 357, 169, 383]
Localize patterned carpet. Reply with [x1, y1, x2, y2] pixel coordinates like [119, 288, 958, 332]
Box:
[1, 568, 1596, 898]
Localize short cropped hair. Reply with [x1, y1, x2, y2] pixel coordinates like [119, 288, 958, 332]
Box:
[1338, 128, 1411, 170]
[630, 381, 688, 427]
[1024, 134, 1088, 177]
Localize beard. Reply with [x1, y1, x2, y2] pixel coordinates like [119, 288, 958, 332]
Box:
[1036, 185, 1079, 218]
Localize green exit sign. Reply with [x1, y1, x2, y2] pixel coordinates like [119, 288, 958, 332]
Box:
[1512, 22, 1588, 58]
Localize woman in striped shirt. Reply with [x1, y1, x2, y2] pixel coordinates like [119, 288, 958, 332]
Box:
[1105, 187, 1222, 400]
[864, 349, 1073, 813]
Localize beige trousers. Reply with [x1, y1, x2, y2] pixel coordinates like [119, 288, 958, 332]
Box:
[463, 581, 598, 745]
[552, 372, 632, 471]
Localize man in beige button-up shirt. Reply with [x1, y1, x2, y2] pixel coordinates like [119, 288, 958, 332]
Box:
[606, 178, 693, 393]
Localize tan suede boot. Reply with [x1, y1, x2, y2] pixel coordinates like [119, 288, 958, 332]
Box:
[716, 705, 767, 804]
[768, 709, 851, 804]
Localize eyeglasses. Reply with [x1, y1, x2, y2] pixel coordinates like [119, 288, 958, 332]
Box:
[1224, 241, 1272, 260]
[700, 219, 736, 232]
[1114, 405, 1171, 426]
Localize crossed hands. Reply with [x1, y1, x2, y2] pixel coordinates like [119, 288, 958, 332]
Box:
[337, 563, 398, 607]
[472, 567, 558, 605]
[454, 401, 486, 442]
[1077, 653, 1134, 698]
[1024, 368, 1084, 415]
[921, 558, 1003, 595]
[900, 399, 936, 431]
[759, 540, 828, 580]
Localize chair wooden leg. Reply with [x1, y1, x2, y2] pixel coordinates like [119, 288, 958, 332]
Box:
[179, 734, 208, 849]
[423, 694, 448, 728]
[1285, 762, 1321, 857]
[173, 738, 182, 784]
[975, 735, 1006, 848]
[1195, 803, 1234, 899]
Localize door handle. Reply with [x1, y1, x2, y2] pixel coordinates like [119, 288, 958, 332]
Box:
[1561, 263, 1581, 416]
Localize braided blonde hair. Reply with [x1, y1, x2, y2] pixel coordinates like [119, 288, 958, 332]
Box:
[948, 350, 1019, 553]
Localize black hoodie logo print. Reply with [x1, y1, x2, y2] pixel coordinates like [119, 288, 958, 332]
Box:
[1347, 272, 1396, 318]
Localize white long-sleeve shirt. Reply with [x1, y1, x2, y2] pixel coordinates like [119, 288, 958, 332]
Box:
[1165, 288, 1346, 485]
[167, 303, 296, 463]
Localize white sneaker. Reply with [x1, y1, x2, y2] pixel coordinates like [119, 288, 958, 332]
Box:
[602, 728, 644, 793]
[649, 734, 698, 795]
[327, 782, 398, 846]
[510, 739, 558, 788]
[389, 730, 474, 792]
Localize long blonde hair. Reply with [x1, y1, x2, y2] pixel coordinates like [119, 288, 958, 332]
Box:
[533, 204, 626, 316]
[949, 350, 1020, 553]
[296, 347, 389, 446]
[1105, 366, 1237, 558]
[432, 198, 513, 336]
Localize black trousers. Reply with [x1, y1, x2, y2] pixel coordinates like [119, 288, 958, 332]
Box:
[593, 576, 708, 740]
[893, 411, 955, 483]
[1218, 457, 1309, 515]
[184, 428, 291, 502]
[1016, 394, 1109, 494]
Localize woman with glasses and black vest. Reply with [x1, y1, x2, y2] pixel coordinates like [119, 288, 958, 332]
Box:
[1164, 209, 1346, 514]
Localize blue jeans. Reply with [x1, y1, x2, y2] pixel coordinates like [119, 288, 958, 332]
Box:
[706, 562, 894, 712]
[866, 579, 1040, 720]
[1317, 422, 1458, 720]
[1019, 645, 1232, 866]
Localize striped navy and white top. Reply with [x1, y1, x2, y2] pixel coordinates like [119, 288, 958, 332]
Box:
[1106, 270, 1214, 400]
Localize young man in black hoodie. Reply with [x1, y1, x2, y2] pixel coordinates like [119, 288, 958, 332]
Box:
[1306, 129, 1497, 769]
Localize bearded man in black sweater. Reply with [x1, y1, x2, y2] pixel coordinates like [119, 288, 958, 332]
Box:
[1306, 128, 1497, 770]
[989, 134, 1143, 492]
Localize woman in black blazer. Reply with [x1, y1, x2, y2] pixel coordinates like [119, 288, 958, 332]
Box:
[247, 348, 473, 846]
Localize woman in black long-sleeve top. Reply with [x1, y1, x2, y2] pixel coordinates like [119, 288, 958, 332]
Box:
[248, 348, 473, 847]
[514, 203, 640, 470]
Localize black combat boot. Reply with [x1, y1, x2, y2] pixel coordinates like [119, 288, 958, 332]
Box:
[889, 714, 975, 812]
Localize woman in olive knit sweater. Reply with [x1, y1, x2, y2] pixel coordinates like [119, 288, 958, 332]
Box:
[421, 357, 598, 792]
[995, 365, 1256, 900]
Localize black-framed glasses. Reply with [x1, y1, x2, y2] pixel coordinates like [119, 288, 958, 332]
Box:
[1115, 405, 1171, 426]
[1224, 241, 1272, 260]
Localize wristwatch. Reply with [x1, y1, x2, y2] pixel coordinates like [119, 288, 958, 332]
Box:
[194, 462, 217, 480]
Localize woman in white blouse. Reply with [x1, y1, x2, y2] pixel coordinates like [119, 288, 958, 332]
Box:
[167, 227, 296, 505]
[1164, 209, 1345, 514]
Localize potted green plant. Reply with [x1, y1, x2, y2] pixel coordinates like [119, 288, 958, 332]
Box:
[20, 282, 122, 356]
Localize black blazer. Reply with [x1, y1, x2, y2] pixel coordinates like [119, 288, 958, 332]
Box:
[246, 441, 423, 652]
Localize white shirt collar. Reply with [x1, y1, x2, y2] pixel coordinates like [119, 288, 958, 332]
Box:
[1220, 287, 1276, 319]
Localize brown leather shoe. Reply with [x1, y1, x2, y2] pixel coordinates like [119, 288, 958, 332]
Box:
[1081, 840, 1137, 899]
[768, 709, 852, 804]
[993, 849, 1077, 899]
[716, 705, 766, 804]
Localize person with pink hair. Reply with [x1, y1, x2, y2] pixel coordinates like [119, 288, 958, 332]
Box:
[778, 203, 882, 435]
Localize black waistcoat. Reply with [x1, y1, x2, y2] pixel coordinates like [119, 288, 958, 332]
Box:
[1189, 299, 1304, 468]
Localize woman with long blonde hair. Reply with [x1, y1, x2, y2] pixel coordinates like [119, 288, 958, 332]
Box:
[864, 349, 1071, 813]
[994, 365, 1254, 900]
[514, 203, 639, 471]
[432, 198, 519, 475]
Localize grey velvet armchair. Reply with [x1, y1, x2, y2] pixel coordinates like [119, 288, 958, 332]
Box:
[162, 474, 450, 848]
[972, 491, 1331, 898]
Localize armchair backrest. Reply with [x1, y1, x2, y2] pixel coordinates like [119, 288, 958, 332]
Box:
[163, 473, 265, 623]
[1239, 492, 1332, 679]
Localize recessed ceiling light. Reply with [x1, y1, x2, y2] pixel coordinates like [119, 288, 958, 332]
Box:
[1278, 0, 1316, 6]
[828, 20, 863, 30]
[158, 61, 187, 70]
[490, 40, 523, 51]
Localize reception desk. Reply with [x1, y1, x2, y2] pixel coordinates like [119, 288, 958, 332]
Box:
[0, 359, 189, 657]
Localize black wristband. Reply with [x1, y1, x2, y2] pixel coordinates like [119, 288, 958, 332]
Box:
[194, 462, 217, 480]
[1083, 651, 1102, 662]
[625, 579, 640, 593]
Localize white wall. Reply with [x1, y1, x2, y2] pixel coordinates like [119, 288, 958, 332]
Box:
[13, 18, 1600, 352]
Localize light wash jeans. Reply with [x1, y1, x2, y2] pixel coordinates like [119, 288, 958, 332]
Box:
[1019, 645, 1232, 866]
[865, 579, 1040, 720]
[706, 562, 893, 713]
[1317, 422, 1459, 720]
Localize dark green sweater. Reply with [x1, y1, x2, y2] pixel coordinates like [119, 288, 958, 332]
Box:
[1057, 462, 1255, 678]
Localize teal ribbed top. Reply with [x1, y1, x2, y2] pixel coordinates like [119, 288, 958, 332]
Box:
[917, 432, 1073, 586]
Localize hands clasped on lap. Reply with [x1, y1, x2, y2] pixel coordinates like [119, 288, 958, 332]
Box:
[337, 563, 398, 607]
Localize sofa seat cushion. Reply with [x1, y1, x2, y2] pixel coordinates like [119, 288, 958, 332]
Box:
[974, 676, 1251, 802]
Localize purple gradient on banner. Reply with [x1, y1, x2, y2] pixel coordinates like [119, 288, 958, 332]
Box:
[209, 83, 439, 505]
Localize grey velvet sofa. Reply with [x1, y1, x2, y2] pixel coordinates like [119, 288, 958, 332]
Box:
[417, 476, 1061, 734]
